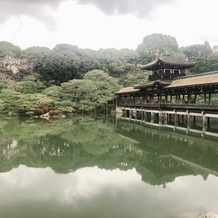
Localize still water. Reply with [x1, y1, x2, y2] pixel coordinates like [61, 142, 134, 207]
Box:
[0, 115, 218, 218]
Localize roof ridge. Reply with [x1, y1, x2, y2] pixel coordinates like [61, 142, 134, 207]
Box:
[174, 71, 218, 80]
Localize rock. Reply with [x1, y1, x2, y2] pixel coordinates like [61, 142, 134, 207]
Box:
[197, 213, 206, 218]
[40, 112, 50, 118]
[206, 213, 218, 218]
[0, 58, 33, 74]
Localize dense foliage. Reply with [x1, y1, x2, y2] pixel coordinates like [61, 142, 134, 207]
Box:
[0, 33, 218, 115]
[136, 33, 185, 64]
[0, 41, 21, 59]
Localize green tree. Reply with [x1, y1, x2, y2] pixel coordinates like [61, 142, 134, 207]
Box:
[96, 48, 138, 77]
[16, 75, 45, 94]
[0, 89, 53, 114]
[21, 46, 51, 67]
[181, 41, 212, 62]
[43, 86, 63, 101]
[36, 51, 81, 85]
[136, 33, 183, 64]
[59, 70, 122, 113]
[0, 41, 21, 59]
[84, 70, 122, 112]
[118, 71, 151, 87]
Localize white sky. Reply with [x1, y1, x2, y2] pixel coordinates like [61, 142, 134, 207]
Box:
[0, 0, 218, 50]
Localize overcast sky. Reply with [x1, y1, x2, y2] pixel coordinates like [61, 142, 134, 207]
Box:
[0, 0, 218, 50]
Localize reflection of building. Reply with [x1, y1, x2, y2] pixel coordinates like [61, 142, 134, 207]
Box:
[116, 55, 218, 136]
[1, 116, 218, 187]
[116, 119, 218, 186]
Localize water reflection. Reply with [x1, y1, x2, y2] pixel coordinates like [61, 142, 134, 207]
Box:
[116, 120, 218, 185]
[0, 116, 218, 217]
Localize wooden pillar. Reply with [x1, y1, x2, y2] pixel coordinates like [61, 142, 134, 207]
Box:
[123, 108, 126, 117]
[151, 95, 154, 104]
[164, 112, 167, 125]
[188, 93, 191, 104]
[142, 96, 146, 104]
[182, 95, 185, 104]
[202, 114, 207, 133]
[182, 115, 185, 124]
[151, 111, 154, 124]
[170, 95, 172, 104]
[177, 114, 180, 124]
[176, 95, 180, 105]
[159, 111, 163, 126]
[129, 109, 132, 118]
[174, 111, 178, 127]
[141, 110, 144, 122]
[209, 93, 211, 105]
[134, 96, 136, 104]
[204, 93, 207, 104]
[187, 111, 190, 131]
[207, 117, 211, 129]
[194, 94, 197, 104]
[160, 95, 162, 104]
[165, 95, 168, 103]
[143, 109, 146, 122]
[193, 116, 196, 126]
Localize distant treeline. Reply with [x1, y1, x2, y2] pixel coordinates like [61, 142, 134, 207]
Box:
[0, 33, 218, 115]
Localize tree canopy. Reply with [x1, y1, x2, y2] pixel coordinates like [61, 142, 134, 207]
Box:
[1, 34, 218, 115]
[0, 41, 21, 59]
[136, 33, 185, 64]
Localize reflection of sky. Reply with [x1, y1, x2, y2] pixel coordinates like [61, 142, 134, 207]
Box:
[0, 165, 218, 218]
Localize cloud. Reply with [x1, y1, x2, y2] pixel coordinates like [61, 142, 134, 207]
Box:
[77, 0, 177, 18]
[0, 0, 177, 30]
[0, 0, 67, 30]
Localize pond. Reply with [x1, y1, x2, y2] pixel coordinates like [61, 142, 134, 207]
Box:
[0, 115, 218, 218]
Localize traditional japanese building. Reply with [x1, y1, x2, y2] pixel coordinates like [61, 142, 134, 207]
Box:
[115, 54, 218, 136]
[142, 54, 196, 81]
[116, 54, 197, 107]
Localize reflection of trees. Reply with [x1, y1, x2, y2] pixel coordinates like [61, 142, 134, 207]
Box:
[1, 116, 218, 186]
[0, 116, 139, 174]
[116, 120, 218, 185]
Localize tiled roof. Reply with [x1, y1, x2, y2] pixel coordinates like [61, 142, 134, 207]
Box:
[141, 54, 196, 70]
[166, 72, 218, 88]
[115, 86, 140, 94]
[134, 80, 172, 89]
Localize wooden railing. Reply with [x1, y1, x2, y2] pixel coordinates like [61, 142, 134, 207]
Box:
[118, 102, 218, 110]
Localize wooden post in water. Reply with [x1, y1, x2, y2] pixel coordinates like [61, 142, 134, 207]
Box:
[143, 109, 146, 123]
[151, 111, 154, 124]
[159, 111, 163, 126]
[164, 112, 167, 125]
[193, 116, 196, 126]
[207, 117, 211, 129]
[202, 113, 207, 133]
[187, 110, 190, 132]
[174, 110, 178, 128]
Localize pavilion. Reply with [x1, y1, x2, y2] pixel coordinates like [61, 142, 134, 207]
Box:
[115, 54, 218, 136]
